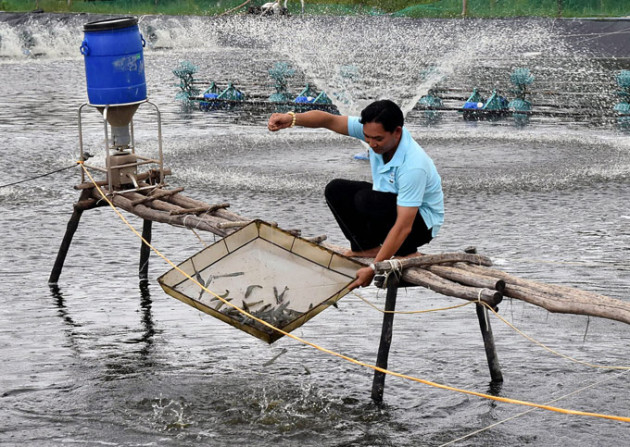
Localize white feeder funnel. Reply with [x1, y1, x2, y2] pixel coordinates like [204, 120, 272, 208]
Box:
[98, 104, 139, 148]
[158, 220, 362, 343]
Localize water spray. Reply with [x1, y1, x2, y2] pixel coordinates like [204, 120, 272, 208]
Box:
[417, 90, 443, 124]
[508, 68, 535, 126]
[614, 70, 630, 129]
[173, 60, 201, 103]
[268, 61, 295, 104]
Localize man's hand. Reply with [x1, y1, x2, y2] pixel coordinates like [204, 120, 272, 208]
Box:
[348, 266, 375, 290]
[267, 113, 293, 131]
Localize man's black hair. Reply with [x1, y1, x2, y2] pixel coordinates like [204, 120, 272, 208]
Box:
[359, 99, 404, 132]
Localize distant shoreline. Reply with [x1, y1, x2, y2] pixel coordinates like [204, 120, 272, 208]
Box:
[1, 0, 629, 19]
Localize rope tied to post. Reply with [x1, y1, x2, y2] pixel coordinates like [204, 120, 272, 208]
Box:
[373, 258, 404, 288]
[382, 258, 403, 287]
[477, 288, 491, 327]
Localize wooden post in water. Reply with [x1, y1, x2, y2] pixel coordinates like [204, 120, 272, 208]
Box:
[371, 275, 400, 404]
[139, 219, 153, 282]
[475, 303, 503, 382]
[49, 189, 99, 284]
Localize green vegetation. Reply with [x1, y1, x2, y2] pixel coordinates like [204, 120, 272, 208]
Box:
[3, 0, 629, 18]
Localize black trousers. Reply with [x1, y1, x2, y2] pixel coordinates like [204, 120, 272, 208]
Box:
[324, 178, 433, 257]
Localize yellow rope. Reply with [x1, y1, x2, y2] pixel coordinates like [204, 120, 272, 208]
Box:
[439, 369, 630, 447]
[78, 162, 630, 424]
[189, 228, 209, 247]
[355, 289, 630, 371]
[481, 302, 630, 371]
[352, 290, 473, 314]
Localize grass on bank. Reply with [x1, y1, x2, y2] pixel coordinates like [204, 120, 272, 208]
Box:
[2, 0, 629, 18]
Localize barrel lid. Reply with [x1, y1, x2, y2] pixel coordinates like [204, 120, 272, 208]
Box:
[83, 17, 138, 32]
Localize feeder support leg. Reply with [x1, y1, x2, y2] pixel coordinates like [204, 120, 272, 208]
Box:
[139, 219, 153, 282]
[371, 276, 399, 404]
[49, 189, 93, 284]
[476, 303, 503, 383]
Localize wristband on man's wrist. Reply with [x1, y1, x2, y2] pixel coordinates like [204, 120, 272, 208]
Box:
[287, 111, 297, 127]
[369, 263, 376, 273]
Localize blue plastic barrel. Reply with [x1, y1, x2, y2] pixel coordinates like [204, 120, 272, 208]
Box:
[80, 17, 146, 106]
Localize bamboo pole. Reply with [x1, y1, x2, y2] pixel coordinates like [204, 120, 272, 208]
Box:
[453, 263, 630, 324]
[401, 268, 503, 307]
[119, 190, 233, 231]
[75, 169, 170, 190]
[167, 193, 245, 222]
[91, 188, 231, 237]
[426, 264, 505, 292]
[372, 252, 492, 270]
[169, 203, 230, 215]
[131, 187, 185, 206]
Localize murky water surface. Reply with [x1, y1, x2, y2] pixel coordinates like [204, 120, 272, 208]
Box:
[0, 13, 629, 446]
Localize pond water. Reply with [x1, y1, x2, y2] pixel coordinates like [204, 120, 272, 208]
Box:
[0, 12, 629, 446]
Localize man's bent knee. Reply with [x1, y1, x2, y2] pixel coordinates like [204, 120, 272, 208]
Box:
[324, 178, 348, 200]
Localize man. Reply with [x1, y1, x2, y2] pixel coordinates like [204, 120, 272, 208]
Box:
[267, 100, 444, 289]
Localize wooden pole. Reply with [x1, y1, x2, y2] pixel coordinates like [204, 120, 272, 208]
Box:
[476, 303, 503, 383]
[49, 208, 83, 284]
[139, 219, 152, 282]
[455, 262, 630, 325]
[371, 275, 400, 404]
[49, 189, 95, 284]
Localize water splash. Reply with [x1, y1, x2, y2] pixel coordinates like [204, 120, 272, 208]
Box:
[150, 395, 195, 431]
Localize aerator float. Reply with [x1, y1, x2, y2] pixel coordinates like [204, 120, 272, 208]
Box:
[459, 68, 534, 123]
[173, 60, 336, 113]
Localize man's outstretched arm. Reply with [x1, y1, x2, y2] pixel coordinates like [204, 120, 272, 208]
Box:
[268, 110, 349, 135]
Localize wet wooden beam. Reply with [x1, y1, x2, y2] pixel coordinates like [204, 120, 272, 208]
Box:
[90, 187, 231, 237]
[131, 187, 185, 206]
[401, 268, 503, 307]
[169, 202, 230, 215]
[426, 264, 505, 292]
[74, 168, 170, 190]
[454, 263, 630, 325]
[372, 252, 493, 270]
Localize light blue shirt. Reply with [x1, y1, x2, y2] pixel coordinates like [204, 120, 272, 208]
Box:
[348, 116, 444, 237]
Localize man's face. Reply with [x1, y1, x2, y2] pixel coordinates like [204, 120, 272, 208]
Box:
[363, 121, 402, 156]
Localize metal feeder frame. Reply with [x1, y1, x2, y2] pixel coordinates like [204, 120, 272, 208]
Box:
[77, 99, 166, 195]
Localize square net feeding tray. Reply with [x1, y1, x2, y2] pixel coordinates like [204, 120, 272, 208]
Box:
[158, 220, 362, 343]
